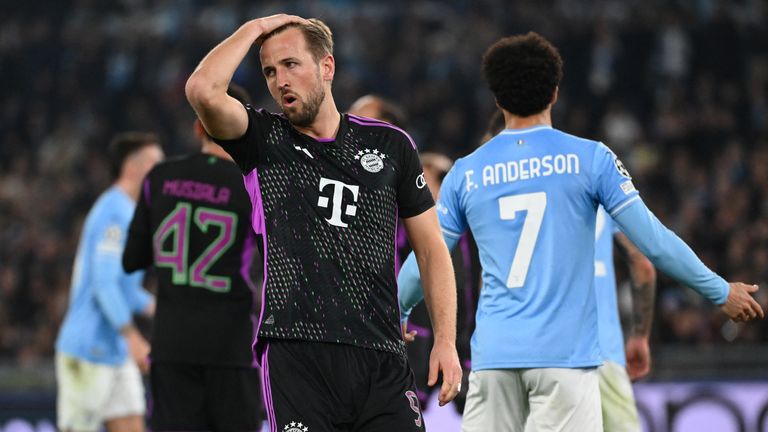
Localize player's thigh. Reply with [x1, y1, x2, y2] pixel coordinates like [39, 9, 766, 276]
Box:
[56, 353, 117, 431]
[461, 369, 527, 432]
[102, 359, 146, 422]
[598, 361, 641, 432]
[524, 367, 602, 432]
[149, 362, 207, 431]
[206, 366, 262, 432]
[352, 353, 424, 432]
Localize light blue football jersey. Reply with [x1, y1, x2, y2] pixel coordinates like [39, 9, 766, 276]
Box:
[437, 125, 639, 369]
[56, 186, 152, 365]
[594, 206, 626, 366]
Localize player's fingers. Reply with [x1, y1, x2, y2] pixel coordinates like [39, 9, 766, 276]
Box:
[745, 283, 759, 293]
[427, 356, 439, 387]
[404, 330, 417, 343]
[749, 297, 764, 319]
[438, 376, 459, 406]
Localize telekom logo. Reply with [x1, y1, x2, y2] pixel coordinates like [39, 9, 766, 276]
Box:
[317, 177, 360, 228]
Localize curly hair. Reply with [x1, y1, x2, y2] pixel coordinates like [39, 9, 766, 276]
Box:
[482, 32, 563, 117]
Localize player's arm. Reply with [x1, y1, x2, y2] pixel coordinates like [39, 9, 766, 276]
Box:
[402, 208, 462, 406]
[612, 199, 763, 322]
[398, 233, 460, 326]
[92, 219, 150, 372]
[185, 14, 308, 139]
[614, 232, 656, 380]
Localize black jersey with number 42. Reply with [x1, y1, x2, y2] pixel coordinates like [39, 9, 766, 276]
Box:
[216, 106, 434, 357]
[123, 153, 258, 367]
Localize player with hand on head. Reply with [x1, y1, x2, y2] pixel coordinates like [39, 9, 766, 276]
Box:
[398, 32, 763, 431]
[185, 14, 461, 432]
[122, 85, 263, 432]
[55, 132, 163, 432]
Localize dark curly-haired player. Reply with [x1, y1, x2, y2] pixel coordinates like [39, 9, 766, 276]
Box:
[185, 14, 462, 432]
[399, 32, 763, 431]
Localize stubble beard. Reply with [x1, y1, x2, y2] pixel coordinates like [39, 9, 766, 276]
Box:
[284, 81, 326, 128]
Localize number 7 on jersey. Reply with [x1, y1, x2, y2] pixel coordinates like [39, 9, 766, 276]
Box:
[498, 192, 547, 288]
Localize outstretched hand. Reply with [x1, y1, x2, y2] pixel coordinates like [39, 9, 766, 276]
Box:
[429, 340, 463, 407]
[721, 283, 764, 322]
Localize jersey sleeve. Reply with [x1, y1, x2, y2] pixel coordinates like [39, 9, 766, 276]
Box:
[396, 132, 435, 218]
[591, 143, 641, 218]
[212, 104, 272, 174]
[123, 176, 153, 273]
[435, 164, 468, 239]
[92, 214, 134, 331]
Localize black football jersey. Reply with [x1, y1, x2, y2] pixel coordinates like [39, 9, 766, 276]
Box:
[216, 106, 434, 356]
[123, 153, 259, 367]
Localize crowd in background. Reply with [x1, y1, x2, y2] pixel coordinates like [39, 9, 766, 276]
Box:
[1, 0, 767, 366]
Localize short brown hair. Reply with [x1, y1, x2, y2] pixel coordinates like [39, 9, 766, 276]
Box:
[263, 18, 334, 62]
[108, 132, 159, 179]
[482, 32, 563, 117]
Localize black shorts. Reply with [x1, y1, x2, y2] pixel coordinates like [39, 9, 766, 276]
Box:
[260, 339, 425, 432]
[149, 361, 262, 432]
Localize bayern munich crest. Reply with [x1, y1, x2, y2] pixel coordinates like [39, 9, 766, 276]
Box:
[284, 422, 309, 432]
[355, 148, 387, 173]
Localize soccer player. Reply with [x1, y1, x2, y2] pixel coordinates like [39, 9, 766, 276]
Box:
[594, 206, 656, 432]
[122, 85, 262, 432]
[55, 132, 163, 432]
[185, 14, 462, 432]
[398, 32, 763, 431]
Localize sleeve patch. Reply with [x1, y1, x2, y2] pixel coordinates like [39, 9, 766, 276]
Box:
[97, 224, 123, 255]
[614, 158, 632, 179]
[620, 180, 637, 195]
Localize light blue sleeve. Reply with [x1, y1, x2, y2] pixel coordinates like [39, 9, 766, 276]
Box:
[124, 271, 152, 314]
[398, 234, 460, 322]
[592, 142, 641, 217]
[613, 199, 729, 304]
[435, 163, 468, 239]
[92, 216, 134, 331]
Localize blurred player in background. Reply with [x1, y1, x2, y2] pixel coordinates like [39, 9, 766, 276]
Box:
[398, 32, 763, 431]
[595, 206, 656, 432]
[55, 132, 163, 432]
[122, 85, 262, 432]
[185, 14, 461, 431]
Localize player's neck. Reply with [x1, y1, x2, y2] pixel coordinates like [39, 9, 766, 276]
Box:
[115, 177, 140, 202]
[293, 97, 341, 141]
[502, 109, 552, 131]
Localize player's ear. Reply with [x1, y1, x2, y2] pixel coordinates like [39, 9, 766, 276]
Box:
[550, 86, 559, 106]
[320, 54, 335, 82]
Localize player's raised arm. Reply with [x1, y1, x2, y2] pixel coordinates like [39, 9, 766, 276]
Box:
[185, 14, 308, 139]
[402, 208, 462, 407]
[614, 232, 656, 380]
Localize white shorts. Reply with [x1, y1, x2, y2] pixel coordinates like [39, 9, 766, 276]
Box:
[598, 360, 641, 432]
[461, 367, 602, 432]
[56, 352, 145, 431]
